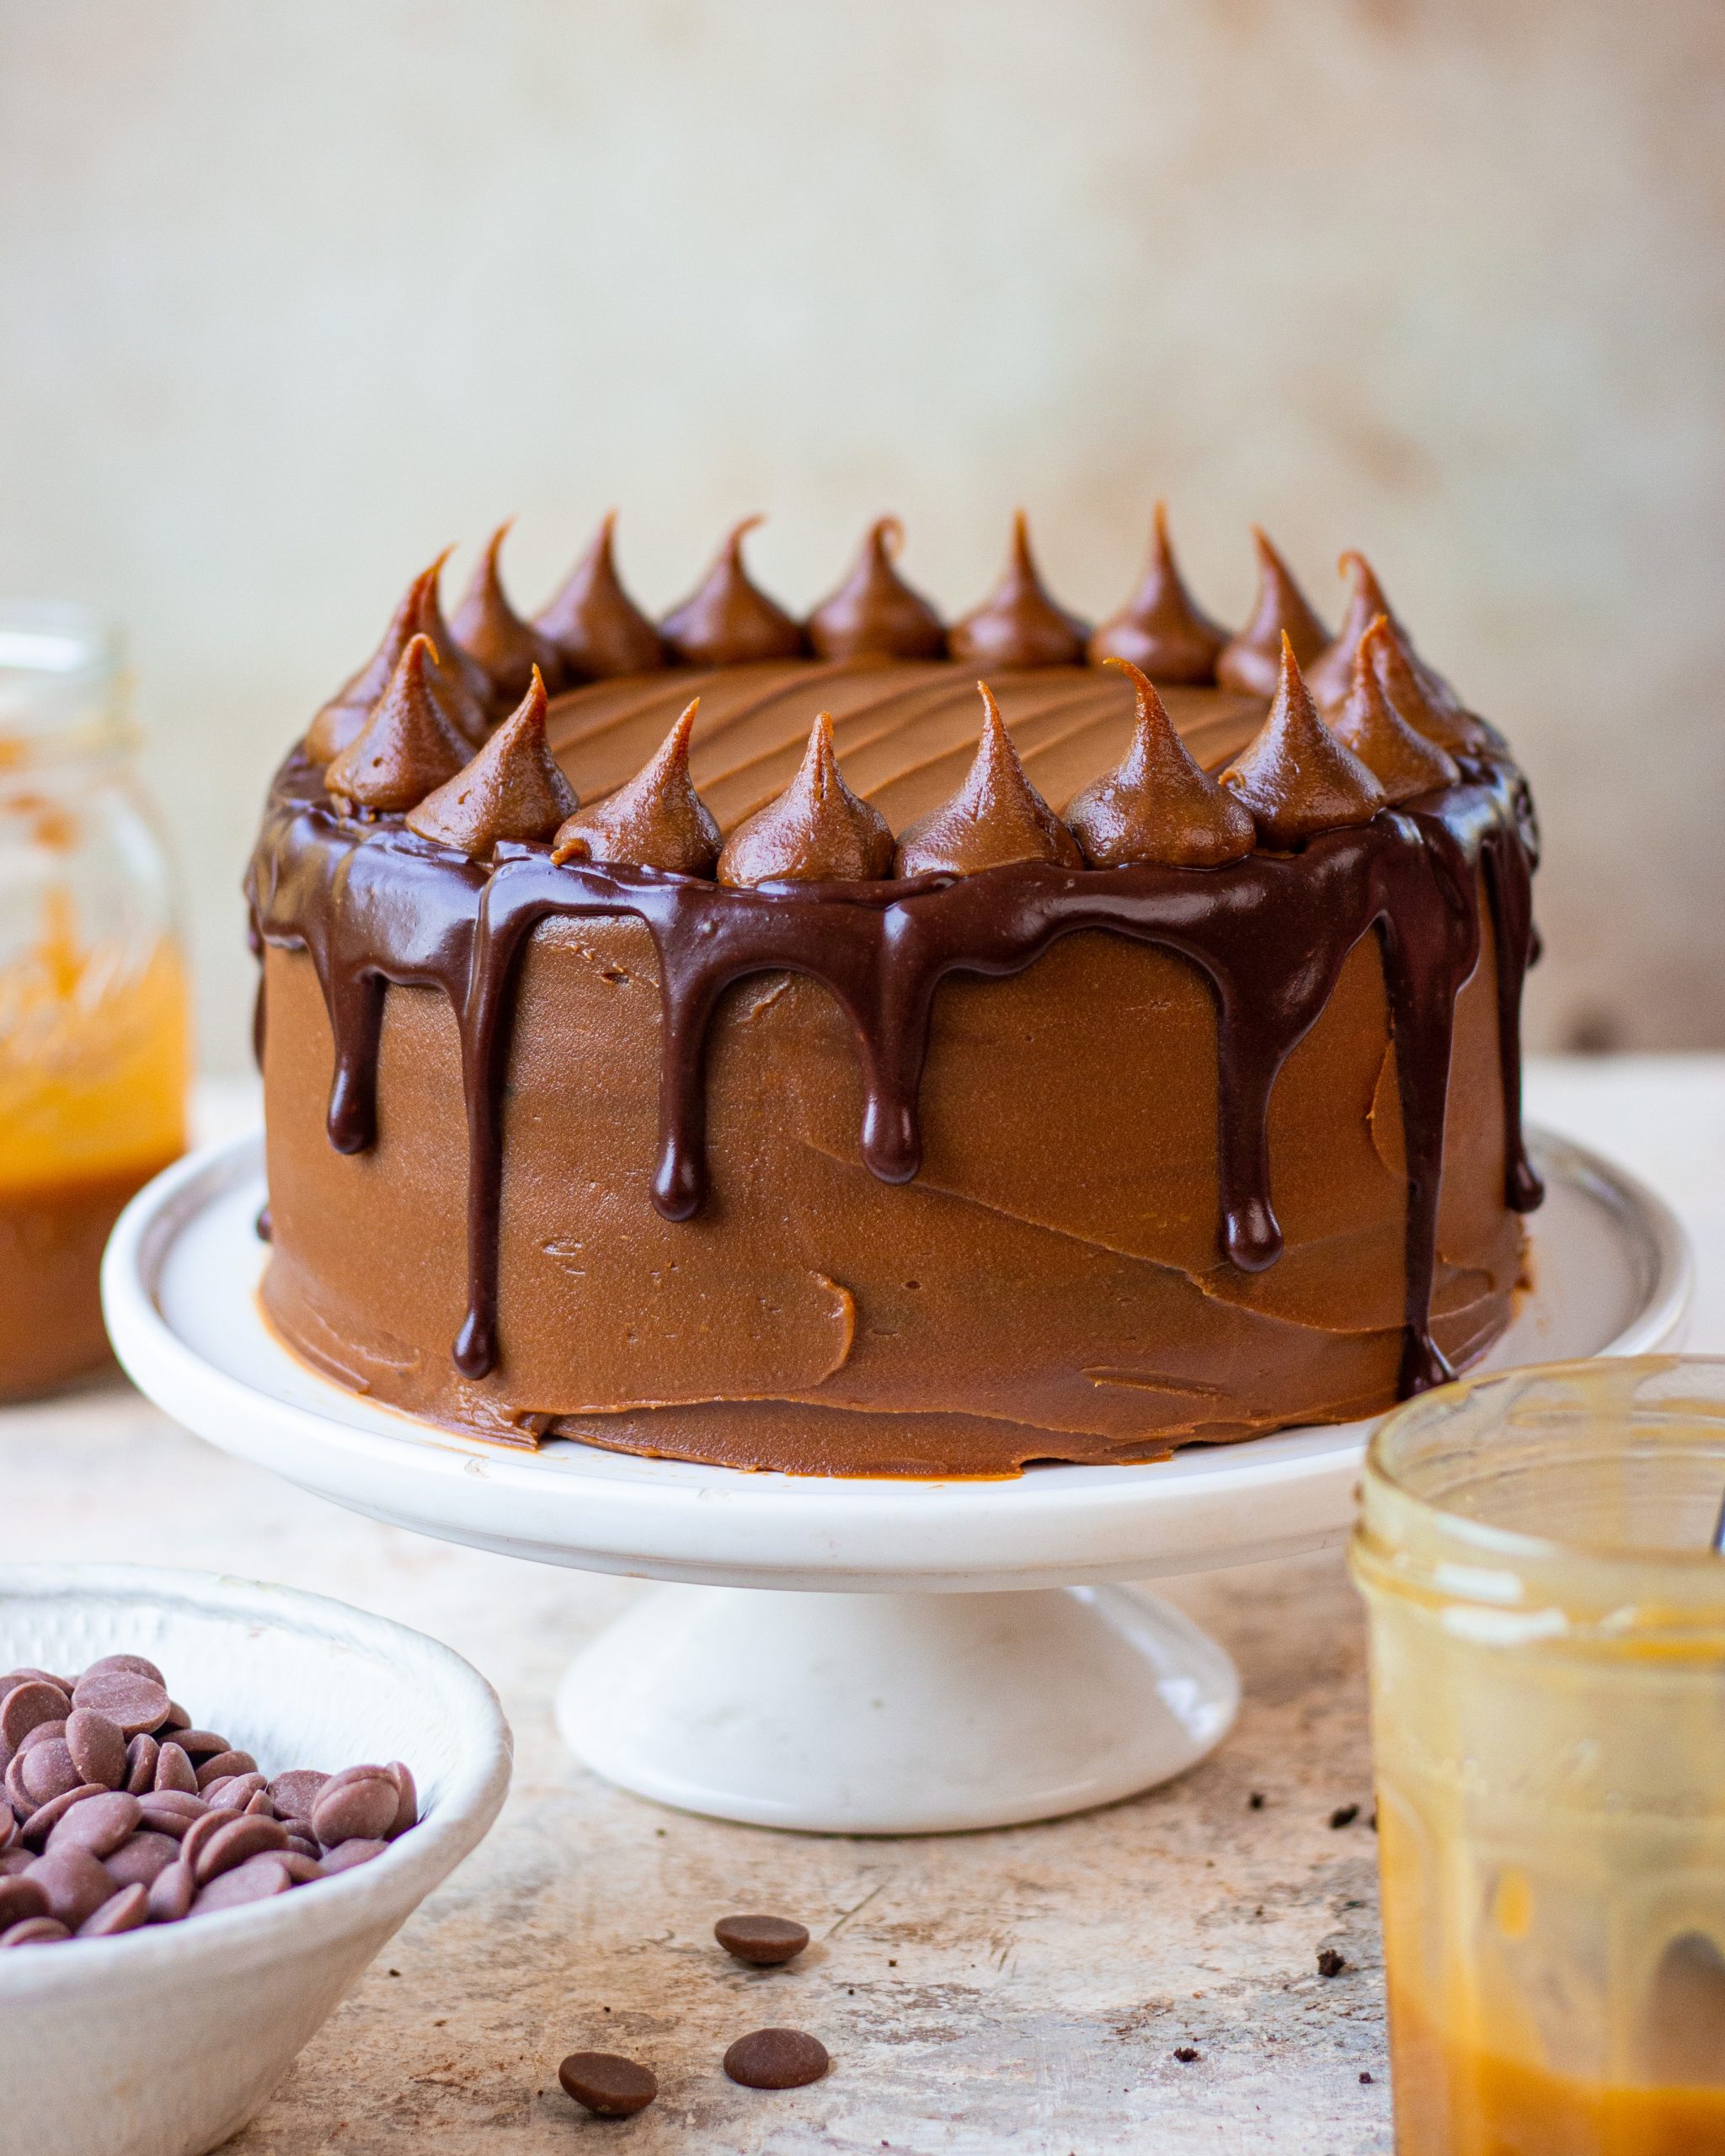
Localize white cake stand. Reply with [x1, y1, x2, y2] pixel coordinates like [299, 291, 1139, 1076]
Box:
[102, 1129, 1689, 1834]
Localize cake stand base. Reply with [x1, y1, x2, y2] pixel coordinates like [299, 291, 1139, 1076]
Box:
[104, 1128, 1690, 1836]
[554, 1582, 1238, 1834]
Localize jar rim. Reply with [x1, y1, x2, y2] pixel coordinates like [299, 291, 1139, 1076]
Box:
[0, 599, 133, 762]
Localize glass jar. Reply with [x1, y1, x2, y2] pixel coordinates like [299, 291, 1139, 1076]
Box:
[1351, 1355, 1725, 2155]
[0, 600, 189, 1398]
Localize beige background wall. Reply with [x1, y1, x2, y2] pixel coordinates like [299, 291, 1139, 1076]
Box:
[3, 0, 1721, 1070]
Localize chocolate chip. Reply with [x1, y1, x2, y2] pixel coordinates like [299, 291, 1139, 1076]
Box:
[1173, 2047, 1200, 2063]
[77, 1883, 148, 1937]
[1317, 1948, 1348, 1978]
[104, 1832, 180, 1890]
[1328, 1804, 1359, 1830]
[153, 1742, 200, 1796]
[279, 1852, 324, 1884]
[715, 1915, 811, 1967]
[311, 1769, 398, 1847]
[70, 1671, 170, 1738]
[193, 1750, 259, 1791]
[21, 1783, 107, 1849]
[723, 2029, 830, 2089]
[202, 1771, 267, 1811]
[147, 1862, 195, 1923]
[45, 1791, 141, 1859]
[1247, 1791, 1265, 1810]
[178, 1807, 244, 1875]
[83, 1654, 165, 1687]
[191, 1854, 293, 1914]
[19, 1739, 81, 1809]
[0, 1681, 72, 1751]
[0, 1917, 70, 1946]
[28, 1845, 115, 1929]
[318, 1837, 387, 1875]
[168, 1730, 231, 1763]
[268, 1769, 328, 1823]
[384, 1761, 417, 1838]
[1359, 2070, 1375, 2084]
[136, 1790, 206, 1838]
[0, 1875, 49, 1928]
[193, 1815, 289, 1885]
[558, 2052, 659, 2117]
[17, 1719, 67, 1756]
[123, 1734, 159, 1795]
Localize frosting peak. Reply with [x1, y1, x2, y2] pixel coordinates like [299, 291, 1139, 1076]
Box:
[717, 712, 894, 885]
[324, 634, 467, 813]
[661, 517, 807, 667]
[1215, 529, 1332, 697]
[413, 547, 494, 744]
[1370, 616, 1492, 755]
[307, 563, 438, 763]
[1220, 636, 1386, 846]
[948, 513, 1088, 670]
[451, 523, 565, 717]
[405, 670, 578, 857]
[895, 680, 1083, 877]
[552, 698, 721, 877]
[535, 512, 667, 680]
[1087, 504, 1229, 684]
[806, 519, 947, 662]
[1328, 619, 1461, 803]
[1065, 659, 1257, 868]
[1305, 550, 1400, 710]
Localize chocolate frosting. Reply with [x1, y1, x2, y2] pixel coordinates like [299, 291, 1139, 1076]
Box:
[324, 634, 468, 813]
[405, 670, 577, 856]
[414, 550, 494, 744]
[1065, 660, 1257, 868]
[451, 523, 566, 716]
[551, 698, 721, 877]
[805, 519, 946, 662]
[661, 518, 807, 667]
[1215, 530, 1332, 697]
[535, 512, 668, 680]
[895, 682, 1083, 876]
[948, 514, 1089, 670]
[1328, 620, 1461, 803]
[1306, 551, 1401, 710]
[1370, 618, 1493, 755]
[1087, 504, 1229, 684]
[307, 561, 488, 763]
[717, 712, 894, 884]
[1220, 636, 1386, 846]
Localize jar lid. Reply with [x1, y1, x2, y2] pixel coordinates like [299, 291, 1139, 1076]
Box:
[0, 600, 133, 766]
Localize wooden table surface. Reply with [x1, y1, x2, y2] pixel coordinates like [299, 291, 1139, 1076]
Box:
[6, 1055, 1722, 2155]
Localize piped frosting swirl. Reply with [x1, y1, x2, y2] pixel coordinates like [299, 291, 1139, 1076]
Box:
[1065, 659, 1258, 868]
[1087, 504, 1228, 684]
[1370, 617, 1492, 755]
[717, 712, 894, 884]
[552, 699, 721, 877]
[895, 681, 1083, 876]
[806, 520, 946, 662]
[1328, 619, 1461, 803]
[535, 512, 667, 680]
[307, 560, 487, 762]
[661, 518, 807, 666]
[405, 670, 578, 856]
[324, 634, 468, 813]
[451, 523, 566, 717]
[1215, 529, 1332, 697]
[1220, 636, 1386, 846]
[948, 514, 1088, 670]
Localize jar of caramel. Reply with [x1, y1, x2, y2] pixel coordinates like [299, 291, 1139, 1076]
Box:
[0, 602, 189, 1397]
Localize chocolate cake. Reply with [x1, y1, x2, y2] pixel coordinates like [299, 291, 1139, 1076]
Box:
[247, 510, 1541, 1475]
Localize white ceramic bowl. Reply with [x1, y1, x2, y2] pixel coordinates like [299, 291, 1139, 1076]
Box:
[0, 1564, 513, 2156]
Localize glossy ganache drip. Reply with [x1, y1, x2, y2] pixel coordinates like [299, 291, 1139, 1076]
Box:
[1087, 504, 1229, 685]
[948, 514, 1089, 669]
[450, 524, 566, 717]
[806, 520, 947, 662]
[660, 517, 807, 666]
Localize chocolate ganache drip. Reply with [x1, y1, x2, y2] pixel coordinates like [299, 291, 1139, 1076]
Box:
[451, 523, 566, 717]
[1065, 660, 1257, 868]
[895, 682, 1083, 876]
[948, 514, 1089, 670]
[1087, 504, 1229, 684]
[806, 519, 947, 662]
[1329, 620, 1461, 804]
[718, 712, 894, 885]
[552, 699, 721, 876]
[324, 635, 468, 812]
[1221, 637, 1386, 846]
[535, 512, 667, 680]
[405, 670, 577, 857]
[661, 517, 807, 666]
[1215, 529, 1332, 698]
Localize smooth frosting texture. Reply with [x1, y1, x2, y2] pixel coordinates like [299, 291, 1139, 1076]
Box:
[1065, 660, 1258, 868]
[1370, 618, 1493, 754]
[1306, 550, 1401, 709]
[1216, 529, 1332, 697]
[1328, 620, 1461, 803]
[895, 682, 1083, 876]
[806, 520, 946, 662]
[451, 523, 565, 716]
[551, 699, 720, 876]
[535, 512, 667, 680]
[661, 518, 807, 666]
[948, 514, 1088, 670]
[323, 634, 467, 811]
[1220, 637, 1386, 845]
[1087, 504, 1229, 684]
[717, 712, 894, 884]
[405, 671, 577, 855]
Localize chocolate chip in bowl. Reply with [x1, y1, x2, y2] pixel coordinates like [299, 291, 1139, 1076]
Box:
[0, 1563, 511, 2156]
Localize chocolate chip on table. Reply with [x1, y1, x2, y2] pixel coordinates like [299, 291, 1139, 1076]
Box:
[558, 2052, 659, 2118]
[723, 2029, 830, 2089]
[1328, 1803, 1360, 1830]
[715, 1915, 811, 1967]
[1172, 2047, 1201, 2063]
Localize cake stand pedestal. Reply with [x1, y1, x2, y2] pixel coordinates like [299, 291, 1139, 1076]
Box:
[103, 1130, 1689, 1834]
